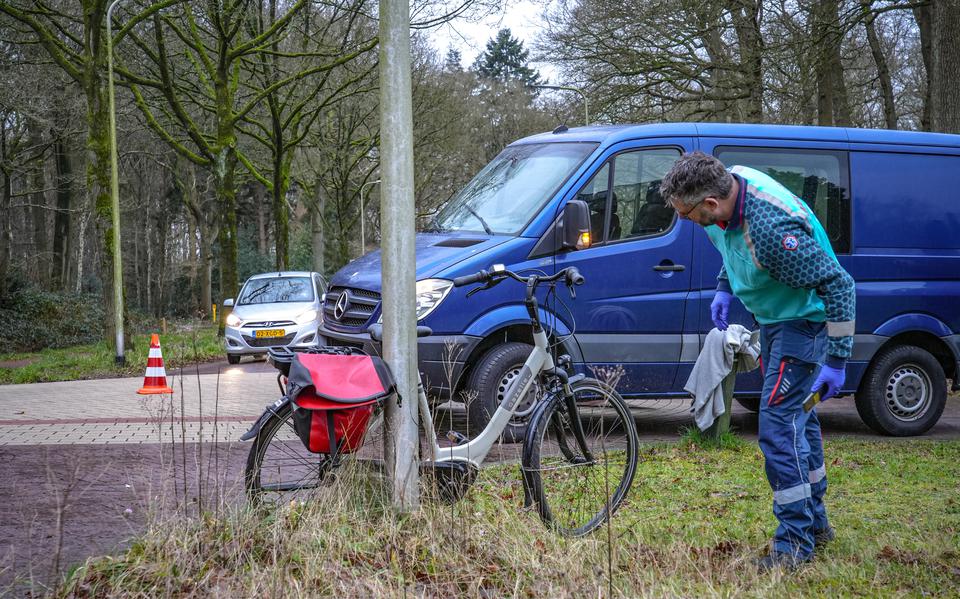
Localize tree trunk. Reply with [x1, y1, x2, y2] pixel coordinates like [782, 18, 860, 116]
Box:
[185, 202, 198, 310]
[272, 162, 290, 271]
[813, 0, 849, 126]
[214, 64, 240, 335]
[0, 163, 10, 300]
[311, 184, 325, 275]
[52, 135, 72, 289]
[83, 0, 126, 350]
[199, 228, 213, 317]
[861, 1, 896, 129]
[153, 197, 169, 318]
[931, 1, 960, 133]
[730, 0, 764, 123]
[30, 134, 49, 288]
[257, 193, 268, 254]
[696, 7, 730, 121]
[216, 161, 238, 335]
[913, 3, 934, 131]
[75, 209, 89, 293]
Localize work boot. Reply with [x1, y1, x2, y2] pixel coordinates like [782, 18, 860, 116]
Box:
[814, 526, 836, 547]
[755, 551, 807, 573]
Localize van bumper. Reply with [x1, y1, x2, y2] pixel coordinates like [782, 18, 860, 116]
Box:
[318, 323, 481, 398]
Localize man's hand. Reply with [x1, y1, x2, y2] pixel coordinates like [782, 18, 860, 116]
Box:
[710, 290, 732, 331]
[812, 363, 846, 401]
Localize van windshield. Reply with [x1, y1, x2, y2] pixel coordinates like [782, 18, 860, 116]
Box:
[430, 142, 598, 235]
[238, 277, 314, 305]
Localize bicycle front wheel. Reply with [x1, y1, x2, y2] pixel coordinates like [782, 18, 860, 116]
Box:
[522, 377, 639, 536]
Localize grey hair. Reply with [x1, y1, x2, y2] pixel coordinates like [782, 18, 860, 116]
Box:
[659, 151, 733, 208]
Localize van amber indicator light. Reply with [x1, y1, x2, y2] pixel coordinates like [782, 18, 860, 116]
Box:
[577, 231, 591, 249]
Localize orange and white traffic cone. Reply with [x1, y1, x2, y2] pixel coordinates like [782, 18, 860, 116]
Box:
[137, 333, 174, 395]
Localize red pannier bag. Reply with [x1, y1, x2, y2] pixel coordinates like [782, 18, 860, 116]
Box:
[285, 351, 396, 456]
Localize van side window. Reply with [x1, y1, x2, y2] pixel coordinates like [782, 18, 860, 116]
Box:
[715, 147, 851, 254]
[575, 147, 680, 245]
[610, 148, 680, 241]
[576, 163, 610, 244]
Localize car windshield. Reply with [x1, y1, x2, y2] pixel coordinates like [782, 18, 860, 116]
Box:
[429, 142, 598, 235]
[238, 277, 314, 305]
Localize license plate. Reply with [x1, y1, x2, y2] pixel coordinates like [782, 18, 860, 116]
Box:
[255, 328, 285, 338]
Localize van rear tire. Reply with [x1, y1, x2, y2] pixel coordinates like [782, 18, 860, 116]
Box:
[735, 397, 760, 412]
[464, 342, 539, 443]
[856, 344, 946, 437]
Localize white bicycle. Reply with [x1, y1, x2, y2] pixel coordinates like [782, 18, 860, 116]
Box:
[243, 265, 640, 536]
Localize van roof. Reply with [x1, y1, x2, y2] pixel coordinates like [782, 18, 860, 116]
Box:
[513, 122, 960, 150]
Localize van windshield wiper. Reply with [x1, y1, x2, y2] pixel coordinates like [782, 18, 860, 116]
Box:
[464, 205, 493, 235]
[424, 213, 447, 232]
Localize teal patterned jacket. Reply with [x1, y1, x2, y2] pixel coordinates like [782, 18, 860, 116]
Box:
[705, 166, 856, 363]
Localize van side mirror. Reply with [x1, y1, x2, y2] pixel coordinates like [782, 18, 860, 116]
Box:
[561, 199, 591, 250]
[223, 298, 235, 308]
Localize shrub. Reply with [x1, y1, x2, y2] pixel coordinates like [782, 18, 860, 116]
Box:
[0, 288, 106, 352]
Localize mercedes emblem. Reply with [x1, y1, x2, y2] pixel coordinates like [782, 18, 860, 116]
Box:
[333, 291, 351, 320]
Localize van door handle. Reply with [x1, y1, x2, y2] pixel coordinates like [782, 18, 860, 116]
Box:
[653, 263, 686, 272]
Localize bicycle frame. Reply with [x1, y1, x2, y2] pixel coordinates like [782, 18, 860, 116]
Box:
[419, 328, 554, 468]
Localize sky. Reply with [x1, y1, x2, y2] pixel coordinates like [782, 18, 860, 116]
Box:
[423, 1, 560, 82]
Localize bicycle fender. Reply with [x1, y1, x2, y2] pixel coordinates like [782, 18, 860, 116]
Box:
[240, 395, 290, 441]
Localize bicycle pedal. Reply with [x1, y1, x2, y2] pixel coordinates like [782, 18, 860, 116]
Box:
[445, 430, 468, 444]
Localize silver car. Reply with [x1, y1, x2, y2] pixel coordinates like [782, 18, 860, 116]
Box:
[223, 271, 327, 364]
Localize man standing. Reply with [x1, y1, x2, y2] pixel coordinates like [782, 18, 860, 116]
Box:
[660, 152, 855, 571]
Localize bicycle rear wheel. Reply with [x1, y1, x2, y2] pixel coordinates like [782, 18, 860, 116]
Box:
[244, 402, 385, 505]
[522, 377, 639, 536]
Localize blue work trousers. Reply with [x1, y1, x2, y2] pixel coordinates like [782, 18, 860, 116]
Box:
[759, 320, 830, 559]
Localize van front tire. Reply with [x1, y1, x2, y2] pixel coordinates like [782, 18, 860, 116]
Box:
[227, 354, 241, 365]
[856, 344, 946, 437]
[464, 342, 539, 443]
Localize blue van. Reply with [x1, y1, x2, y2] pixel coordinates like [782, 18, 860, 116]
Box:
[318, 123, 960, 439]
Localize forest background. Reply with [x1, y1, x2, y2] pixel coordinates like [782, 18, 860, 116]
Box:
[0, 0, 957, 355]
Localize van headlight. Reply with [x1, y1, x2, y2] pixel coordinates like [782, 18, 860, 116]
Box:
[416, 279, 453, 321]
[295, 309, 319, 325]
[225, 313, 242, 327]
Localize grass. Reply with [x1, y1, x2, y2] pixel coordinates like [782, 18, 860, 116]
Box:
[55, 438, 960, 597]
[0, 322, 222, 385]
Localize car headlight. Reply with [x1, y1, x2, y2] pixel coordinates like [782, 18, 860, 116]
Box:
[225, 313, 242, 327]
[295, 309, 319, 325]
[416, 279, 453, 321]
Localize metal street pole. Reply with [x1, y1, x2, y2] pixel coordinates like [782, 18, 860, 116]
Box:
[532, 84, 590, 126]
[359, 178, 380, 256]
[106, 0, 127, 366]
[379, 0, 419, 510]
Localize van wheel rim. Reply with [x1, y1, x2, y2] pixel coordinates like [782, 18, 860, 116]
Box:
[498, 366, 540, 421]
[885, 363, 931, 422]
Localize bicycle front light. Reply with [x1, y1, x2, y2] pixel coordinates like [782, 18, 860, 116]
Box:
[415, 279, 453, 321]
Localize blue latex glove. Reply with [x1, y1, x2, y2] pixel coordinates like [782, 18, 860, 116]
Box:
[812, 361, 846, 401]
[710, 291, 732, 331]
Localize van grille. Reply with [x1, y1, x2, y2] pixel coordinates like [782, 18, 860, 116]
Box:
[323, 287, 380, 328]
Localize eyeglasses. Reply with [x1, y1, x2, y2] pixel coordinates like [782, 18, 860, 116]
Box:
[675, 198, 707, 219]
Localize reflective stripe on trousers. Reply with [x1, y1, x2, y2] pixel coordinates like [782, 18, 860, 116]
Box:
[759, 320, 830, 558]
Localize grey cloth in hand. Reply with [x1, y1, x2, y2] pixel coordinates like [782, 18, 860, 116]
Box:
[684, 324, 760, 431]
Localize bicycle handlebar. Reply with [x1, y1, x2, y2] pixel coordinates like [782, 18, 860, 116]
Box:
[452, 270, 490, 287]
[452, 266, 585, 289]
